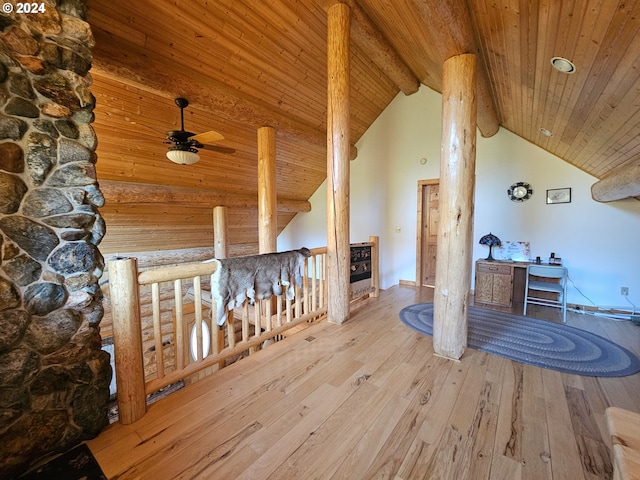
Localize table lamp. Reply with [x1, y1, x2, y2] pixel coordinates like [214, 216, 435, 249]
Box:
[479, 233, 501, 261]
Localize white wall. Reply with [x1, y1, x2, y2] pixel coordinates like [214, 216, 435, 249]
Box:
[279, 86, 640, 310]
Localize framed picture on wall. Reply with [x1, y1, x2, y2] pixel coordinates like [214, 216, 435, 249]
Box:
[546, 187, 571, 204]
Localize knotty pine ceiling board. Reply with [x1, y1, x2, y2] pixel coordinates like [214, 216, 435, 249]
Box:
[92, 73, 325, 200]
[356, 0, 444, 89]
[88, 0, 640, 256]
[468, 0, 640, 179]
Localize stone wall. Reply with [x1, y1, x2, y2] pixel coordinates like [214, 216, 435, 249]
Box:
[0, 2, 110, 478]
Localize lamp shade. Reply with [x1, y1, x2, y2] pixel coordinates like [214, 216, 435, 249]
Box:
[167, 149, 200, 165]
[479, 232, 501, 247]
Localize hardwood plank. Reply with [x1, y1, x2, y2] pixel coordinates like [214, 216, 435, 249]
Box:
[542, 368, 587, 480]
[565, 384, 614, 478]
[521, 364, 552, 480]
[268, 354, 422, 478]
[88, 285, 640, 480]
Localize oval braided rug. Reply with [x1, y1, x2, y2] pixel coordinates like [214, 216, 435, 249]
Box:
[399, 303, 640, 377]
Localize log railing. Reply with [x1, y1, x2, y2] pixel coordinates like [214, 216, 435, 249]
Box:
[107, 237, 378, 424]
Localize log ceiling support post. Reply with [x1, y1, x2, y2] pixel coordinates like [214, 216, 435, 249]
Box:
[213, 206, 229, 259]
[327, 2, 351, 325]
[258, 126, 277, 253]
[212, 205, 228, 362]
[433, 53, 478, 360]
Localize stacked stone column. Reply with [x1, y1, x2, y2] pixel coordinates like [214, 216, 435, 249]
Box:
[0, 2, 110, 477]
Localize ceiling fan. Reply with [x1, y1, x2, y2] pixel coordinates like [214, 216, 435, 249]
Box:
[165, 97, 235, 165]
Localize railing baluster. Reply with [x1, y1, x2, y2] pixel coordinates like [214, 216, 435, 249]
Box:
[319, 253, 325, 308]
[227, 308, 235, 349]
[286, 296, 293, 324]
[174, 279, 185, 371]
[276, 295, 283, 328]
[151, 282, 164, 379]
[265, 299, 272, 331]
[303, 260, 309, 315]
[193, 276, 203, 362]
[242, 302, 249, 342]
[254, 301, 262, 338]
[311, 255, 318, 310]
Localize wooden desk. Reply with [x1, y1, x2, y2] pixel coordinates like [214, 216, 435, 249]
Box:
[474, 259, 536, 308]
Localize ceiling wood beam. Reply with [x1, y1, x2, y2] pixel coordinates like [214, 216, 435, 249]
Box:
[344, 1, 420, 95]
[91, 28, 358, 160]
[317, 0, 419, 95]
[591, 160, 640, 202]
[412, 0, 500, 138]
[100, 180, 311, 213]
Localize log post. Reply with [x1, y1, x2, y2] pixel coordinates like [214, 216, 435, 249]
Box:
[258, 126, 278, 326]
[433, 53, 477, 360]
[108, 257, 146, 424]
[213, 206, 229, 259]
[327, 2, 351, 325]
[212, 206, 227, 367]
[258, 126, 277, 253]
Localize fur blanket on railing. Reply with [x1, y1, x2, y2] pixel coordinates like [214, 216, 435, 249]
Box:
[207, 248, 312, 326]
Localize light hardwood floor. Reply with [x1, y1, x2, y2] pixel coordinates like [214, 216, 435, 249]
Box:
[88, 285, 640, 479]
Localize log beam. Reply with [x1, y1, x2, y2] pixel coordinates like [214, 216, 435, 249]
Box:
[258, 126, 277, 253]
[339, 1, 419, 95]
[91, 30, 358, 160]
[99, 179, 310, 213]
[413, 0, 500, 138]
[591, 160, 640, 202]
[433, 53, 477, 360]
[326, 3, 351, 325]
[317, 0, 419, 95]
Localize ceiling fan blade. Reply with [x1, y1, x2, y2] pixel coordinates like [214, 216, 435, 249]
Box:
[190, 130, 225, 144]
[200, 144, 236, 154]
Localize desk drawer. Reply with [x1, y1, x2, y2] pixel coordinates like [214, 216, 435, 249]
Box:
[476, 263, 511, 275]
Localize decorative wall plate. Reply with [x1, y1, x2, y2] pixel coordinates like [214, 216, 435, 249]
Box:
[508, 182, 533, 202]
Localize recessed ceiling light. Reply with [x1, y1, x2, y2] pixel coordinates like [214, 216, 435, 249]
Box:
[540, 128, 554, 137]
[551, 56, 576, 74]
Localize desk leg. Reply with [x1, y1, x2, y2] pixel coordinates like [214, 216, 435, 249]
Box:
[512, 266, 527, 308]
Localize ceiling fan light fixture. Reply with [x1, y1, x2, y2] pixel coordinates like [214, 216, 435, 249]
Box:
[167, 149, 200, 165]
[550, 56, 576, 74]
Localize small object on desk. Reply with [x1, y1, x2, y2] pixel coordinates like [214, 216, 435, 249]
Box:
[548, 252, 563, 265]
[535, 256, 541, 264]
[479, 232, 502, 261]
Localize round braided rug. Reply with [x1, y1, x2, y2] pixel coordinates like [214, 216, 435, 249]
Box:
[399, 303, 640, 377]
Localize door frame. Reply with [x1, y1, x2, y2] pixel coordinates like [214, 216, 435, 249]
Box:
[416, 179, 439, 287]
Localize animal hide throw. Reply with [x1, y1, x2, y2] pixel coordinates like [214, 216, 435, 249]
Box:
[208, 248, 312, 326]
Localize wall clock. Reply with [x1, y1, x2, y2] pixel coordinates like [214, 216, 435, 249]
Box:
[508, 182, 533, 202]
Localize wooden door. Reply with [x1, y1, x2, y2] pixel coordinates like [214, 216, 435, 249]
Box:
[417, 180, 439, 287]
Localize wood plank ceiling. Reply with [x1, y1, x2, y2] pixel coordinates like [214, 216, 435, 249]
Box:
[87, 0, 640, 254]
